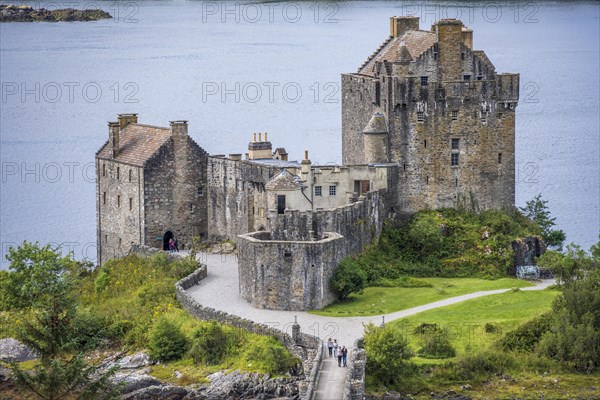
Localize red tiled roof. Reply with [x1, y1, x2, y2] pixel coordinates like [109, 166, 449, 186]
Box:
[96, 123, 171, 167]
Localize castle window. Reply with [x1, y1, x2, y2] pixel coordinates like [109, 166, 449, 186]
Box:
[277, 195, 286, 215]
[455, 178, 458, 186]
[102, 164, 106, 177]
[104, 234, 107, 243]
[424, 139, 427, 148]
[129, 169, 132, 182]
[426, 176, 429, 185]
[403, 163, 407, 171]
[197, 186, 204, 196]
[461, 52, 465, 60]
[477, 75, 483, 81]
[129, 197, 133, 210]
[481, 113, 487, 124]
[117, 195, 121, 207]
[417, 111, 424, 123]
[463, 75, 471, 81]
[451, 138, 460, 150]
[451, 110, 459, 121]
[118, 237, 122, 247]
[103, 192, 106, 205]
[451, 153, 460, 166]
[116, 167, 120, 180]
[315, 186, 322, 196]
[329, 185, 336, 196]
[190, 204, 194, 211]
[420, 76, 428, 86]
[498, 153, 503, 164]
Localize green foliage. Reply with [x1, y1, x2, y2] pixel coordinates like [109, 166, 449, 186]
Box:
[520, 194, 566, 250]
[364, 323, 415, 385]
[189, 321, 229, 365]
[331, 257, 367, 299]
[148, 317, 189, 362]
[335, 208, 537, 288]
[456, 350, 515, 380]
[372, 276, 433, 288]
[70, 308, 112, 351]
[4, 242, 118, 400]
[94, 268, 110, 294]
[500, 312, 552, 352]
[243, 336, 299, 374]
[417, 328, 456, 359]
[538, 244, 596, 285]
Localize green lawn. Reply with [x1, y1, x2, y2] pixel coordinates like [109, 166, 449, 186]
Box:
[391, 288, 559, 361]
[311, 278, 534, 317]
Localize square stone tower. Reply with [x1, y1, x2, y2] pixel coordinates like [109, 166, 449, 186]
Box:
[342, 17, 519, 212]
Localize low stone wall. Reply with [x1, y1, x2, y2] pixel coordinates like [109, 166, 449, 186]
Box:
[175, 266, 323, 400]
[343, 339, 366, 400]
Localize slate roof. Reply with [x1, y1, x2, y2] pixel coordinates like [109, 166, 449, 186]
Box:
[265, 170, 302, 190]
[96, 124, 171, 167]
[359, 30, 437, 76]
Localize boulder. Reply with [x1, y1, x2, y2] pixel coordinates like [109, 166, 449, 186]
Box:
[111, 369, 161, 394]
[118, 351, 152, 369]
[0, 338, 37, 363]
[122, 385, 188, 400]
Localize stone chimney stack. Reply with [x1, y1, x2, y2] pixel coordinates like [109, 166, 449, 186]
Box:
[170, 120, 188, 136]
[390, 16, 419, 38]
[117, 113, 138, 129]
[108, 122, 120, 158]
[248, 132, 272, 160]
[436, 19, 464, 81]
[462, 27, 473, 49]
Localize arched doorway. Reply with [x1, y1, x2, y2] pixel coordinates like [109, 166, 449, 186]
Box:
[163, 231, 174, 250]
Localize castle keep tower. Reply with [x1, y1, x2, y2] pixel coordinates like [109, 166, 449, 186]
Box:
[342, 16, 519, 212]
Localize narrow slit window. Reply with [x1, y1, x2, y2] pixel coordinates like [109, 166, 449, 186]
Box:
[103, 192, 106, 205]
[424, 139, 427, 148]
[116, 167, 120, 180]
[129, 197, 133, 210]
[102, 163, 106, 177]
[498, 153, 502, 164]
[117, 195, 121, 208]
[129, 169, 132, 182]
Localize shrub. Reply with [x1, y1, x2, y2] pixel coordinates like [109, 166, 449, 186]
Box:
[244, 336, 299, 374]
[189, 321, 229, 365]
[331, 258, 367, 299]
[94, 268, 110, 294]
[148, 318, 188, 362]
[500, 312, 552, 352]
[484, 322, 500, 334]
[71, 307, 111, 350]
[364, 323, 415, 385]
[418, 329, 456, 359]
[456, 351, 514, 379]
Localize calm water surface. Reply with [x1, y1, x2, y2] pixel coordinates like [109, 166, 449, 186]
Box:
[1, 1, 599, 265]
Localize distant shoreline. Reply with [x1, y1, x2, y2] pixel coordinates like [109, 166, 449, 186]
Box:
[0, 4, 111, 22]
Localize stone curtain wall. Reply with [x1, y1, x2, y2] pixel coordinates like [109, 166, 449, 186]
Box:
[175, 265, 323, 400]
[206, 157, 274, 240]
[237, 231, 344, 311]
[270, 190, 390, 256]
[343, 339, 367, 400]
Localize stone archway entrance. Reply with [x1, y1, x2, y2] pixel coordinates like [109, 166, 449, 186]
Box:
[163, 231, 174, 250]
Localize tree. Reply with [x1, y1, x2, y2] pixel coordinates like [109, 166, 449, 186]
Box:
[331, 258, 367, 300]
[148, 317, 189, 362]
[363, 323, 415, 385]
[520, 194, 566, 250]
[5, 242, 118, 400]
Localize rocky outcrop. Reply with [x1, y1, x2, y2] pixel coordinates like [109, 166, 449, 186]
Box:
[0, 338, 36, 363]
[197, 371, 299, 399]
[0, 5, 111, 22]
[512, 235, 547, 272]
[118, 352, 152, 370]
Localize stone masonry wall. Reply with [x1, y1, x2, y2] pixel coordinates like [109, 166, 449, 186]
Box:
[237, 231, 344, 311]
[96, 159, 144, 265]
[144, 136, 208, 250]
[343, 339, 366, 400]
[175, 265, 322, 400]
[206, 157, 274, 240]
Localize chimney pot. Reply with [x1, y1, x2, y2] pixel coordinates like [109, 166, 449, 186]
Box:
[253, 132, 256, 142]
[304, 150, 309, 160]
[258, 132, 262, 142]
[264, 132, 268, 141]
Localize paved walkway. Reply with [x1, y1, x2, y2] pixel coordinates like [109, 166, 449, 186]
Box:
[183, 251, 554, 400]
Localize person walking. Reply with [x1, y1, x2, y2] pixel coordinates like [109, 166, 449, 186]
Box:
[174, 237, 179, 252]
[327, 338, 333, 357]
[332, 339, 339, 359]
[169, 238, 174, 254]
[341, 346, 348, 367]
[337, 345, 343, 367]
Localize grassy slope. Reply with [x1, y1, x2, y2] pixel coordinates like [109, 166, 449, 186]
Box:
[390, 289, 559, 359]
[311, 278, 533, 317]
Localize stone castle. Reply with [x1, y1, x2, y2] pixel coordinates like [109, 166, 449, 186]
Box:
[96, 17, 519, 311]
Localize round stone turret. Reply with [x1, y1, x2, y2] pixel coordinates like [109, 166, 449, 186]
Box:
[362, 112, 388, 164]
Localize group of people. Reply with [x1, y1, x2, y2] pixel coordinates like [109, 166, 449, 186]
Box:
[326, 338, 348, 367]
[168, 238, 179, 253]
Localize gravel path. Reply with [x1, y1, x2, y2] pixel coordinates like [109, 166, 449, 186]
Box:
[184, 251, 554, 400]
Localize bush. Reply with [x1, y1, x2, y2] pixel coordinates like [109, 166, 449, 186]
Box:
[94, 268, 110, 294]
[364, 323, 415, 385]
[417, 329, 456, 359]
[500, 313, 552, 352]
[189, 321, 229, 365]
[71, 307, 111, 350]
[148, 318, 189, 362]
[244, 336, 299, 374]
[484, 322, 500, 334]
[456, 351, 515, 379]
[331, 258, 367, 299]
